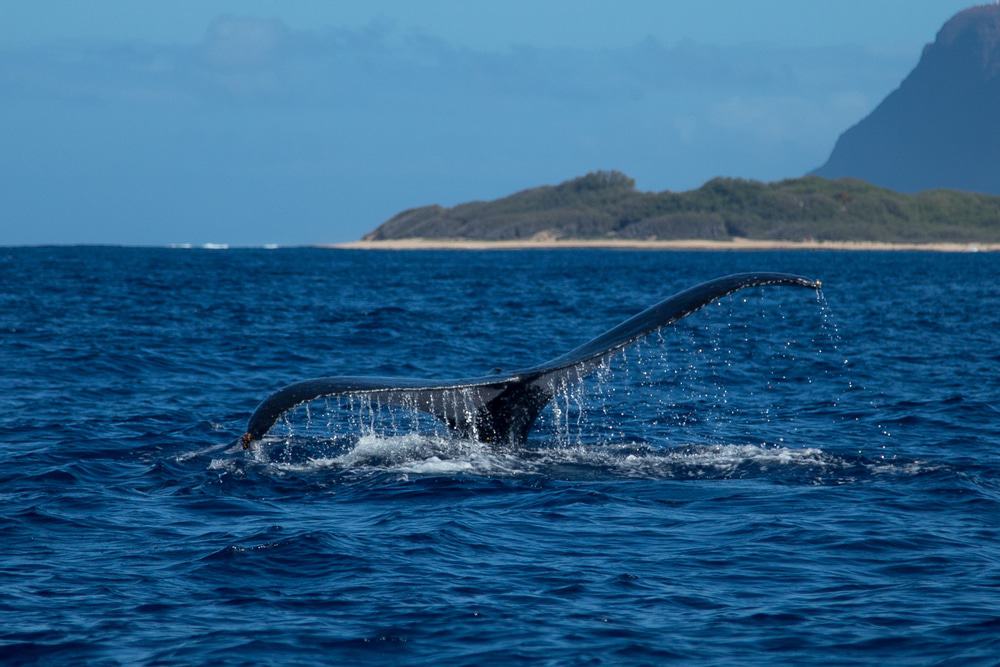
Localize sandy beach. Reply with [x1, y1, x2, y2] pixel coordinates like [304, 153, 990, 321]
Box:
[329, 238, 998, 252]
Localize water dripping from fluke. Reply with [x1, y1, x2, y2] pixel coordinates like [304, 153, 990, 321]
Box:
[237, 273, 822, 455]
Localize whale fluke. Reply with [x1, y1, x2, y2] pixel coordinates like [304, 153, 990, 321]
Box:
[241, 272, 821, 448]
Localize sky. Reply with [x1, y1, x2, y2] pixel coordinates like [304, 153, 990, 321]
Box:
[0, 0, 976, 245]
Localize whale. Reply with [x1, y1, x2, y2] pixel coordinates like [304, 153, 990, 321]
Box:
[241, 272, 821, 449]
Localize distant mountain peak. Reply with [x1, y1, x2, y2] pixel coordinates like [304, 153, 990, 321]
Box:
[929, 4, 1000, 77]
[813, 4, 1000, 194]
[938, 4, 1000, 47]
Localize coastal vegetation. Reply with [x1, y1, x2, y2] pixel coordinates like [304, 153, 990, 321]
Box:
[365, 171, 1000, 243]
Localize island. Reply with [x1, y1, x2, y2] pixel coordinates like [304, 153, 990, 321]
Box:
[346, 171, 1000, 251]
[344, 6, 1000, 252]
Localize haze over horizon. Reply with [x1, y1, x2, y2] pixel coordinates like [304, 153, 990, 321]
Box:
[0, 0, 977, 245]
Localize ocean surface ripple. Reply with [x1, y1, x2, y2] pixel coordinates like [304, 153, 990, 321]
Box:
[1, 248, 998, 664]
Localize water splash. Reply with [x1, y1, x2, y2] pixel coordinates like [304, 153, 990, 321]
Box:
[229, 289, 896, 482]
[219, 432, 939, 484]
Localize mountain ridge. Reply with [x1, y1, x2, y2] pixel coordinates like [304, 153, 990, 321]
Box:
[813, 4, 1000, 193]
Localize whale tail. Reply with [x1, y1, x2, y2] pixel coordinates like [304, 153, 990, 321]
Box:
[241, 272, 821, 448]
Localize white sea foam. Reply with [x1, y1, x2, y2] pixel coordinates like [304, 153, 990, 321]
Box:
[262, 434, 521, 476]
[211, 429, 940, 482]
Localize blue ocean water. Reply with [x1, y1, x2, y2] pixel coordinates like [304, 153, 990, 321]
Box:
[1, 247, 998, 665]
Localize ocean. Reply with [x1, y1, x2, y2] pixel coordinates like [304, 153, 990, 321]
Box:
[1, 247, 998, 664]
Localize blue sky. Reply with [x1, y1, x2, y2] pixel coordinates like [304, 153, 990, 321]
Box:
[0, 1, 975, 245]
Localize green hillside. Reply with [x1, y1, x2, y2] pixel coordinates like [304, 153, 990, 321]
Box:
[365, 171, 1000, 243]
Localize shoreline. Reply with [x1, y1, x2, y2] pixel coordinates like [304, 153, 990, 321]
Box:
[328, 238, 998, 252]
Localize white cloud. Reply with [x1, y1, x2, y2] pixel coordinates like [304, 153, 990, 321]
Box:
[200, 15, 289, 68]
[0, 16, 911, 110]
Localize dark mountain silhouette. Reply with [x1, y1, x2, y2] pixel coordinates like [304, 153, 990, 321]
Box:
[814, 4, 1000, 193]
